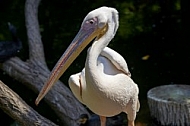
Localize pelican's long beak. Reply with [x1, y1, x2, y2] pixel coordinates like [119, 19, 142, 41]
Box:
[35, 25, 100, 105]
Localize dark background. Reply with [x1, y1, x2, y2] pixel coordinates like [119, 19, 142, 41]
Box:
[0, 0, 190, 125]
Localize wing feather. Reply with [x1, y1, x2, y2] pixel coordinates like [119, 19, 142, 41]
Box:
[100, 47, 131, 77]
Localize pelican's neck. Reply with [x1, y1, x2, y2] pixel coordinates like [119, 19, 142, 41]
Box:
[85, 22, 116, 88]
[87, 24, 114, 68]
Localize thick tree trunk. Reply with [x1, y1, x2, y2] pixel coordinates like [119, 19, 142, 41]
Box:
[147, 85, 190, 126]
[0, 0, 89, 125]
[0, 80, 57, 126]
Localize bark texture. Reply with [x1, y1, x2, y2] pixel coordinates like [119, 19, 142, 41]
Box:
[0, 0, 89, 125]
[147, 85, 190, 126]
[0, 80, 57, 126]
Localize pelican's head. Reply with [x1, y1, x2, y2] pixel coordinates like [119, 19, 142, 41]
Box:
[35, 7, 119, 105]
[81, 6, 119, 39]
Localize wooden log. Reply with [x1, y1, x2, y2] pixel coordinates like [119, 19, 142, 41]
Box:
[147, 85, 190, 126]
[0, 80, 57, 126]
[0, 0, 90, 125]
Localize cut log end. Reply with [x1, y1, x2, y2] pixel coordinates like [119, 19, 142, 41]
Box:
[147, 84, 190, 126]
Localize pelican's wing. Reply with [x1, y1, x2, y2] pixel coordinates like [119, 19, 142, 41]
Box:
[100, 47, 131, 77]
[69, 69, 86, 104]
[137, 99, 140, 112]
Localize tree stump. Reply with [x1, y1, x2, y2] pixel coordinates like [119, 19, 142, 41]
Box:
[147, 84, 190, 126]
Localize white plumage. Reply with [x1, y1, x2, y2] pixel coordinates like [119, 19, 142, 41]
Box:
[36, 6, 140, 126]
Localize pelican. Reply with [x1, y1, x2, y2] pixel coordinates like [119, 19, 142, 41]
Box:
[35, 6, 140, 126]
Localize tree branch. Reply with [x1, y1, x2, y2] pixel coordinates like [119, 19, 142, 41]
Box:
[0, 0, 89, 125]
[2, 57, 89, 125]
[25, 0, 46, 66]
[0, 80, 57, 126]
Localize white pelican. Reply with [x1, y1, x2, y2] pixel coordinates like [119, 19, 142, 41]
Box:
[35, 6, 140, 126]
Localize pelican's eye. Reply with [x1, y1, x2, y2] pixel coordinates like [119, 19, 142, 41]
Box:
[82, 17, 98, 30]
[85, 17, 98, 25]
[89, 19, 94, 24]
